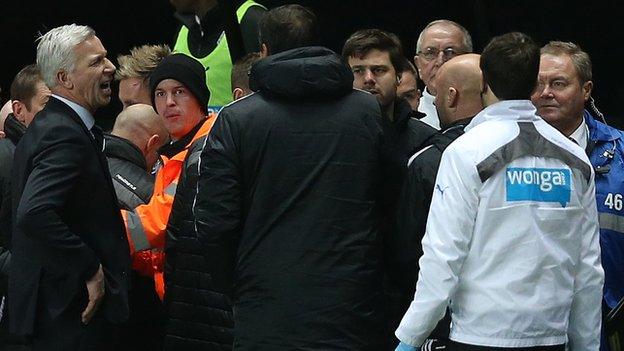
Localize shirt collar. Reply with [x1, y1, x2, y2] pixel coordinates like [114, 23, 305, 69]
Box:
[569, 118, 588, 150]
[52, 94, 95, 130]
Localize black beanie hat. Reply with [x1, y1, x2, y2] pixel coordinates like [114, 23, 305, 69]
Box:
[149, 53, 210, 114]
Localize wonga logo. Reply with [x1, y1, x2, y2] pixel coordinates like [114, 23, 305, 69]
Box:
[506, 167, 571, 207]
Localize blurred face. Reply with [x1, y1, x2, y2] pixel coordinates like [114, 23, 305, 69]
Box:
[415, 24, 466, 88]
[531, 54, 591, 135]
[14, 81, 51, 126]
[119, 77, 151, 109]
[397, 70, 421, 110]
[348, 49, 398, 109]
[154, 79, 204, 141]
[65, 36, 116, 113]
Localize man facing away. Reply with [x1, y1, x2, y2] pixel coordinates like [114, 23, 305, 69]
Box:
[193, 4, 386, 350]
[531, 41, 624, 351]
[105, 104, 168, 210]
[396, 32, 604, 351]
[392, 53, 484, 350]
[10, 24, 131, 350]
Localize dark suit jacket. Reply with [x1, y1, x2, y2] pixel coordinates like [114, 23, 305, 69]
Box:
[9, 96, 131, 335]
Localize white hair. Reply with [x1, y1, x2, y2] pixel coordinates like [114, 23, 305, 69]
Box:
[36, 24, 95, 88]
[416, 19, 473, 53]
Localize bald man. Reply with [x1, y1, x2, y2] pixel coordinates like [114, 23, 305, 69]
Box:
[389, 54, 484, 348]
[104, 104, 168, 211]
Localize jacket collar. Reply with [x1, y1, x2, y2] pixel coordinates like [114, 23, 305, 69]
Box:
[465, 100, 537, 132]
[585, 110, 620, 142]
[158, 113, 216, 161]
[103, 134, 148, 171]
[393, 98, 425, 126]
[51, 94, 95, 130]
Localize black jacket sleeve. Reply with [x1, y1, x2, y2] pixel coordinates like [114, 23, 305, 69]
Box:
[388, 147, 441, 294]
[14, 124, 100, 281]
[193, 112, 242, 293]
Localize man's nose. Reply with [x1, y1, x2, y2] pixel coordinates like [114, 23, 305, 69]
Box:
[539, 85, 554, 99]
[364, 69, 375, 83]
[104, 58, 116, 73]
[166, 93, 176, 106]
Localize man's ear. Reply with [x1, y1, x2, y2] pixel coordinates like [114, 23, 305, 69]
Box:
[447, 87, 458, 108]
[11, 100, 26, 123]
[582, 80, 593, 102]
[146, 134, 161, 153]
[260, 43, 269, 58]
[233, 87, 245, 101]
[57, 69, 73, 89]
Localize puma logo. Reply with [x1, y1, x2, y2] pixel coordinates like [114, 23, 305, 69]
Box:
[435, 184, 449, 196]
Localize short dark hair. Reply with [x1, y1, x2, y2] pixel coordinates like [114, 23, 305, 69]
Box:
[231, 52, 261, 91]
[342, 29, 406, 73]
[480, 32, 539, 100]
[10, 64, 44, 110]
[258, 4, 320, 55]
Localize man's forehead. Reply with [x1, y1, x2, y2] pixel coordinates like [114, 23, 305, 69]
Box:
[422, 24, 464, 47]
[539, 54, 576, 77]
[75, 36, 106, 55]
[349, 49, 392, 65]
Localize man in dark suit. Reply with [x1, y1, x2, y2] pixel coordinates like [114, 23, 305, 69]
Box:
[10, 24, 131, 350]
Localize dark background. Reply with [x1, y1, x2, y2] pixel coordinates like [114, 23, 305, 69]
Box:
[2, 0, 622, 129]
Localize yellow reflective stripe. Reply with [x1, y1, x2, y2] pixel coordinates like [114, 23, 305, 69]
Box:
[599, 212, 624, 233]
[164, 183, 177, 197]
[126, 211, 151, 251]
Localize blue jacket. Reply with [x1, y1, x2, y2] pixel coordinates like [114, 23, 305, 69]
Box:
[586, 111, 624, 312]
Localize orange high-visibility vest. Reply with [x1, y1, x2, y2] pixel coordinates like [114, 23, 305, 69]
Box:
[122, 114, 216, 300]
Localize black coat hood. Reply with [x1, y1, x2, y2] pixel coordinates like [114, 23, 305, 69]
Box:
[249, 46, 354, 100]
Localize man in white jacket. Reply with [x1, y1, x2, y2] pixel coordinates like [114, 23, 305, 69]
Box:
[395, 32, 604, 351]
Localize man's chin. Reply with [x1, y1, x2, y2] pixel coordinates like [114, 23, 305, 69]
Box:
[536, 111, 561, 123]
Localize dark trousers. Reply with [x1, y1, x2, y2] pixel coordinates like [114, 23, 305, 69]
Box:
[32, 288, 116, 351]
[448, 341, 565, 351]
[115, 272, 166, 351]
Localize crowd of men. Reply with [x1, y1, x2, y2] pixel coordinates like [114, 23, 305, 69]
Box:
[0, 1, 622, 351]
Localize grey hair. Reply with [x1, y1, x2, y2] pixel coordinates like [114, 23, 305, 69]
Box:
[541, 41, 592, 84]
[36, 24, 95, 88]
[416, 19, 473, 53]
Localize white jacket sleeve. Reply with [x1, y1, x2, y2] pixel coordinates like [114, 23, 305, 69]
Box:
[568, 173, 604, 351]
[395, 145, 480, 347]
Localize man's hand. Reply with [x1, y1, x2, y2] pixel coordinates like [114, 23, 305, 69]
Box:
[0, 131, 5, 139]
[82, 264, 105, 324]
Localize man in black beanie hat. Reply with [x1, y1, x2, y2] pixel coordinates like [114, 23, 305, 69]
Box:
[118, 53, 217, 350]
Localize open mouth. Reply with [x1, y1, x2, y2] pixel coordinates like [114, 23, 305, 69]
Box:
[100, 82, 111, 92]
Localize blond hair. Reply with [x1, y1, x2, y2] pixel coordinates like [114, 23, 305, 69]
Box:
[115, 44, 171, 81]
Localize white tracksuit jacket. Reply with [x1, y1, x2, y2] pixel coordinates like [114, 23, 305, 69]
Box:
[396, 100, 604, 350]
